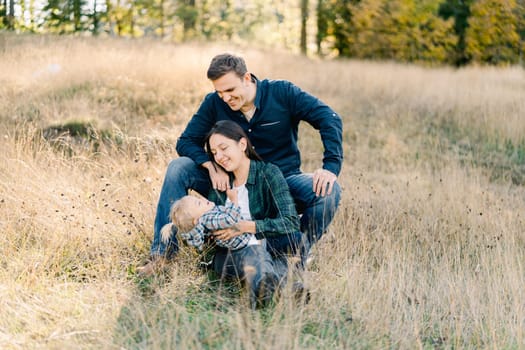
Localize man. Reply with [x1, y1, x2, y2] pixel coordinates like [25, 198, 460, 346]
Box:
[138, 53, 343, 276]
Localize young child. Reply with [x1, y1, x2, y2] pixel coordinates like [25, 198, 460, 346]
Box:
[160, 189, 255, 251]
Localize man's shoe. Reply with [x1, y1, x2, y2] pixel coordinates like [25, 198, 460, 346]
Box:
[137, 256, 168, 277]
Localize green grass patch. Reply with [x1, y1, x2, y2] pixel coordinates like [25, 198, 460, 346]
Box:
[425, 118, 525, 185]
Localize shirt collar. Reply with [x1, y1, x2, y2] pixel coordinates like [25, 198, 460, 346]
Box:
[226, 161, 256, 187]
[251, 74, 261, 110]
[246, 160, 257, 185]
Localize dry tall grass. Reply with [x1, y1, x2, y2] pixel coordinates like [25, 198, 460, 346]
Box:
[1, 33, 524, 349]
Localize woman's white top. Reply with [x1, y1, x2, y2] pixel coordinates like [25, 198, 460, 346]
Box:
[226, 184, 259, 246]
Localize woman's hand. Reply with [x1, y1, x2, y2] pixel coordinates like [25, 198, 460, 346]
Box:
[213, 220, 256, 240]
[203, 161, 229, 192]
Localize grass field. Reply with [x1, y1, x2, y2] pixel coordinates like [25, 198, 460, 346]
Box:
[1, 33, 525, 349]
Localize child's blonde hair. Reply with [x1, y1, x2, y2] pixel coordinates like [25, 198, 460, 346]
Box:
[160, 196, 198, 243]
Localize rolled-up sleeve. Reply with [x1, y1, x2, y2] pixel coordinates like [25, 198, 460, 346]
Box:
[285, 82, 343, 176]
[253, 163, 300, 238]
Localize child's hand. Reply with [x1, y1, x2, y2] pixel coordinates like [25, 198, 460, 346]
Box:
[226, 187, 238, 205]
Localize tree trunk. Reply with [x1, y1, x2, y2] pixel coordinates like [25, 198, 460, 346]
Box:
[105, 0, 113, 34]
[300, 0, 308, 55]
[29, 0, 35, 30]
[92, 0, 98, 35]
[73, 0, 81, 32]
[7, 0, 15, 29]
[182, 0, 196, 40]
[316, 0, 327, 56]
[159, 0, 164, 38]
[129, 6, 134, 37]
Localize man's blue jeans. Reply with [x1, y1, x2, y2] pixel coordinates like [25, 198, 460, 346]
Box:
[151, 157, 342, 258]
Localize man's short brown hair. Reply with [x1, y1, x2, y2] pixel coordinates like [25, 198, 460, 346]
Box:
[207, 53, 248, 80]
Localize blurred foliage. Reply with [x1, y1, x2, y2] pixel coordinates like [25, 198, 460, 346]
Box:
[346, 0, 458, 64]
[465, 0, 522, 65]
[0, 0, 524, 65]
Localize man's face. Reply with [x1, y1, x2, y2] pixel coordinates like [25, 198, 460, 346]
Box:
[212, 71, 251, 111]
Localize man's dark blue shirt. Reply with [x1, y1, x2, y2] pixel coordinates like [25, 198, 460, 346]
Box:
[176, 75, 343, 177]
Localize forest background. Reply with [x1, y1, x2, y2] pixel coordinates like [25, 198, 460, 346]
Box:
[1, 0, 525, 66]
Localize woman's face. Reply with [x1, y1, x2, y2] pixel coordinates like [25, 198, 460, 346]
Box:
[208, 133, 247, 172]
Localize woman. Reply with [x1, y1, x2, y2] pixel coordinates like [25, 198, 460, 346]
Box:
[204, 120, 305, 308]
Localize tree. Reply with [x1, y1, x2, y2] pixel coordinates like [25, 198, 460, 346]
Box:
[103, 0, 137, 36]
[332, 0, 355, 56]
[316, 0, 328, 55]
[72, 0, 83, 31]
[140, 0, 168, 38]
[1, 0, 7, 28]
[438, 0, 474, 65]
[348, 0, 457, 63]
[18, 0, 38, 31]
[316, 0, 365, 57]
[42, 0, 90, 33]
[176, 0, 197, 40]
[465, 0, 521, 64]
[199, 0, 241, 41]
[42, 0, 68, 33]
[515, 0, 525, 60]
[300, 0, 308, 55]
[92, 0, 100, 35]
[4, 0, 15, 29]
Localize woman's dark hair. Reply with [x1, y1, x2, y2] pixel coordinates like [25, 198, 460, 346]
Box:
[205, 120, 262, 165]
[207, 53, 248, 80]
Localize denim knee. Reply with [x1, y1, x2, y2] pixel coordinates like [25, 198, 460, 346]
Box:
[151, 157, 211, 257]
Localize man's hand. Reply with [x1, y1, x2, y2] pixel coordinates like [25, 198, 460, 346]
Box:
[312, 168, 337, 197]
[202, 161, 229, 192]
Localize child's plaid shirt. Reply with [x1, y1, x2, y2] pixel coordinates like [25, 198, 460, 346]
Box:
[179, 202, 253, 251]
